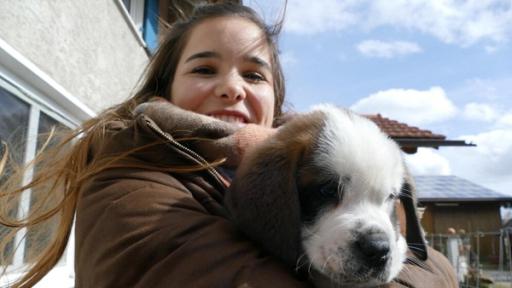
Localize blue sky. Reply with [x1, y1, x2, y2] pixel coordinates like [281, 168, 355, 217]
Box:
[247, 0, 512, 195]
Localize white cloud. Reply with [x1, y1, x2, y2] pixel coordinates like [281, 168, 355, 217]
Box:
[405, 149, 451, 175]
[350, 86, 458, 126]
[356, 40, 422, 58]
[462, 102, 498, 122]
[367, 0, 512, 46]
[461, 129, 512, 171]
[277, 0, 512, 46]
[279, 51, 298, 66]
[439, 128, 512, 195]
[404, 128, 512, 196]
[485, 45, 500, 53]
[283, 0, 359, 34]
[497, 112, 512, 127]
[450, 77, 512, 103]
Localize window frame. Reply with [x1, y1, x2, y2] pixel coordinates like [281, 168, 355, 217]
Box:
[115, 0, 150, 54]
[0, 38, 93, 287]
[116, 0, 160, 54]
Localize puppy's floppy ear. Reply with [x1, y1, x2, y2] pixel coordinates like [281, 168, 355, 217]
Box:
[400, 172, 428, 261]
[225, 113, 322, 267]
[226, 140, 303, 267]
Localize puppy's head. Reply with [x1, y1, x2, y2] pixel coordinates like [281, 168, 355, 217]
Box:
[226, 104, 426, 286]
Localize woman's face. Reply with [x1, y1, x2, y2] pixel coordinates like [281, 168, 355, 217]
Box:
[171, 16, 275, 128]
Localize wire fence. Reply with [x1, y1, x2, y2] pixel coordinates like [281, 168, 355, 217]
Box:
[427, 229, 512, 288]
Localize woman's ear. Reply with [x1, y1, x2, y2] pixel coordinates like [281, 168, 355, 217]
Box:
[399, 176, 428, 261]
[225, 138, 303, 267]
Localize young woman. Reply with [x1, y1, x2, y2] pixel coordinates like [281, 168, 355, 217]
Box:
[0, 3, 457, 288]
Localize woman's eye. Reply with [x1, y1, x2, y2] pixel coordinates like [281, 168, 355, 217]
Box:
[191, 66, 215, 75]
[243, 72, 265, 82]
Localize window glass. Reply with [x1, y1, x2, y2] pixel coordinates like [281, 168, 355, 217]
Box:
[0, 87, 30, 182]
[122, 0, 131, 10]
[24, 112, 69, 263]
[0, 85, 30, 265]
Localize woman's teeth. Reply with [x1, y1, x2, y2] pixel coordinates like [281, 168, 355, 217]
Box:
[211, 115, 246, 124]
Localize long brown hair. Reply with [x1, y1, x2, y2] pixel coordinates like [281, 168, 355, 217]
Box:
[0, 3, 285, 287]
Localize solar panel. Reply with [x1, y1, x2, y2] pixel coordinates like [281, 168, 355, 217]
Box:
[413, 175, 512, 202]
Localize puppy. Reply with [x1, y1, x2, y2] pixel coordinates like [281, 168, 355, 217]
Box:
[226, 104, 427, 287]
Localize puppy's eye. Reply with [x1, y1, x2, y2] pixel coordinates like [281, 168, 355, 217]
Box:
[319, 182, 341, 199]
[387, 193, 398, 201]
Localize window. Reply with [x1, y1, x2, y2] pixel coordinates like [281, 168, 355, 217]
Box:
[0, 86, 30, 266]
[24, 112, 70, 264]
[118, 0, 159, 54]
[118, 0, 241, 54]
[122, 0, 146, 36]
[0, 75, 74, 267]
[0, 40, 81, 287]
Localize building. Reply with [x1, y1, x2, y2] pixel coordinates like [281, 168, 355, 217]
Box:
[366, 113, 473, 153]
[415, 175, 512, 265]
[0, 1, 154, 286]
[0, 1, 240, 286]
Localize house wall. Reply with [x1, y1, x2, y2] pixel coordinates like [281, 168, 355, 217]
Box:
[422, 203, 502, 234]
[0, 2, 149, 285]
[421, 203, 503, 264]
[0, 0, 148, 114]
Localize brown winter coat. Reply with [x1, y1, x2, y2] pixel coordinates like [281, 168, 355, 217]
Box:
[75, 108, 458, 287]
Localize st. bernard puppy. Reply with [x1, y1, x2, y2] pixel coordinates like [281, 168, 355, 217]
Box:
[226, 104, 428, 287]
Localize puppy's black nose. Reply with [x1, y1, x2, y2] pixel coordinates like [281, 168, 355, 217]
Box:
[355, 233, 390, 266]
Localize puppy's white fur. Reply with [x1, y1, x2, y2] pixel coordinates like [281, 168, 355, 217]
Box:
[227, 104, 419, 287]
[303, 105, 408, 286]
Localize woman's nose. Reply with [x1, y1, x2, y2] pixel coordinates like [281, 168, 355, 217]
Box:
[215, 73, 246, 102]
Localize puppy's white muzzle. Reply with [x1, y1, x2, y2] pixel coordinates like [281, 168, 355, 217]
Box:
[303, 205, 407, 286]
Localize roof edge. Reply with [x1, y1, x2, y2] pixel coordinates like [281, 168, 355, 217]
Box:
[394, 138, 476, 148]
[419, 198, 512, 203]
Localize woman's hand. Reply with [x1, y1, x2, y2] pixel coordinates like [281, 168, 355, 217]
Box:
[201, 123, 276, 167]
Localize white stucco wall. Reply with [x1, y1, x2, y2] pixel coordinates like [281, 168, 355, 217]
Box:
[0, 0, 149, 113]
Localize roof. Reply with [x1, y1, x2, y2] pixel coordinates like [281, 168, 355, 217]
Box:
[364, 114, 474, 153]
[276, 111, 474, 153]
[365, 114, 445, 139]
[414, 175, 512, 204]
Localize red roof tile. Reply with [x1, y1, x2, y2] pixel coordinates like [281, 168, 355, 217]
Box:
[276, 111, 446, 140]
[365, 114, 445, 140]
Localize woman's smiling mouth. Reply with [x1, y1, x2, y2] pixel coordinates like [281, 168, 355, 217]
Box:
[208, 111, 249, 126]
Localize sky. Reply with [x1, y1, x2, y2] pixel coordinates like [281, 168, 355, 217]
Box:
[246, 0, 512, 196]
